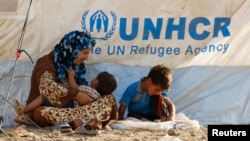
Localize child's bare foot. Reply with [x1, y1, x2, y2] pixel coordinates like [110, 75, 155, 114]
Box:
[13, 99, 25, 116]
[13, 114, 32, 125]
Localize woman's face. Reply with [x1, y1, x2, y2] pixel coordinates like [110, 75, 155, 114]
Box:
[73, 47, 92, 65]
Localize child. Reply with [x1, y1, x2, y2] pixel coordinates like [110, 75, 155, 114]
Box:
[118, 64, 175, 122]
[14, 71, 117, 123]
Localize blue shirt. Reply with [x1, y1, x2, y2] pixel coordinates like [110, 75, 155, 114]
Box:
[119, 78, 168, 114]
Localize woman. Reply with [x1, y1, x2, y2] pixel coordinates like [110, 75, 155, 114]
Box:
[27, 30, 96, 108]
[14, 30, 118, 131]
[14, 30, 95, 123]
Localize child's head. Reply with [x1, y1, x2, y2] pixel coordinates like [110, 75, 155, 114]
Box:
[90, 71, 117, 96]
[145, 64, 172, 95]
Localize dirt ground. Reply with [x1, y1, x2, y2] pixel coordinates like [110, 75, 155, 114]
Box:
[0, 124, 208, 141]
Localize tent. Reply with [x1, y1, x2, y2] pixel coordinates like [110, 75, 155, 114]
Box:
[1, 0, 250, 127]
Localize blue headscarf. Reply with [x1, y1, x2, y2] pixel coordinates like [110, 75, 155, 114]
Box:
[53, 30, 96, 85]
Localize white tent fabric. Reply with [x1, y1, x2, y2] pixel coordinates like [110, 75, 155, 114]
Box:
[0, 0, 250, 127]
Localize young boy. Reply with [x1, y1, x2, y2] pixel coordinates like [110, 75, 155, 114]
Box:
[118, 64, 175, 122]
[14, 71, 117, 122]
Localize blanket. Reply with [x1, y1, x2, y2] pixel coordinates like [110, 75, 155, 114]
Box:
[110, 112, 200, 131]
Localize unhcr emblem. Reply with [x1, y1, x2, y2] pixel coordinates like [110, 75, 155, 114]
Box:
[81, 10, 117, 40]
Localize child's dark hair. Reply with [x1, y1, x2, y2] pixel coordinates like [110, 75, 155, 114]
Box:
[96, 71, 117, 96]
[147, 64, 172, 91]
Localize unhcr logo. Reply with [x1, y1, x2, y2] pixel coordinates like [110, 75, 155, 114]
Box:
[81, 10, 117, 40]
[82, 10, 231, 41]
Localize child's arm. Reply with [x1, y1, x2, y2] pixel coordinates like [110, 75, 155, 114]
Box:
[68, 69, 78, 90]
[118, 104, 127, 120]
[164, 98, 176, 121]
[23, 95, 43, 114]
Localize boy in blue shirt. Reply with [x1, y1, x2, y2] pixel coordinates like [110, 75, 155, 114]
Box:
[118, 65, 175, 122]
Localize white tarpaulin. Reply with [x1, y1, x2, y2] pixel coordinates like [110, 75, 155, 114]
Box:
[0, 0, 250, 127]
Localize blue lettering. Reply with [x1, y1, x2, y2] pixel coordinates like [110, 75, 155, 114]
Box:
[138, 47, 145, 54]
[118, 17, 231, 41]
[213, 17, 230, 37]
[143, 18, 163, 40]
[189, 17, 210, 40]
[91, 47, 102, 54]
[185, 45, 193, 55]
[208, 44, 215, 52]
[185, 44, 229, 56]
[165, 17, 186, 40]
[130, 45, 180, 57]
[130, 45, 138, 54]
[201, 46, 207, 52]
[107, 45, 125, 55]
[120, 18, 139, 41]
[194, 48, 201, 56]
[158, 47, 164, 57]
[217, 44, 223, 51]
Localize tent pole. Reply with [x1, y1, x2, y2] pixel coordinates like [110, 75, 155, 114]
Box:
[0, 0, 33, 134]
[0, 57, 18, 137]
